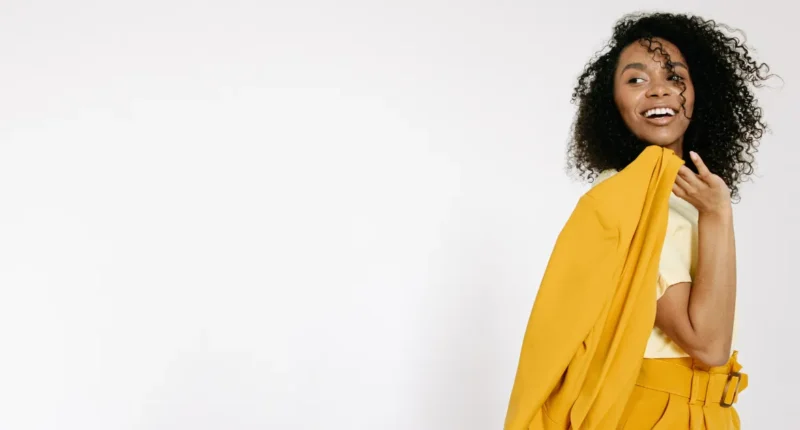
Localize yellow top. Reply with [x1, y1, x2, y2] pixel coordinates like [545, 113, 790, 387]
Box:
[505, 146, 684, 429]
[594, 168, 737, 359]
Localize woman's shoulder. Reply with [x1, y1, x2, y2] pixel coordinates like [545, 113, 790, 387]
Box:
[591, 169, 619, 187]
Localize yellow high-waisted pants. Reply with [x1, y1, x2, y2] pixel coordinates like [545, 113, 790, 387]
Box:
[618, 351, 748, 429]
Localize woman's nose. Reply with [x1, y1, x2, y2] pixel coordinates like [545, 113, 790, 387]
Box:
[647, 81, 672, 98]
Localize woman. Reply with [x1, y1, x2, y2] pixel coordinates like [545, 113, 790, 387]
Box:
[507, 12, 772, 429]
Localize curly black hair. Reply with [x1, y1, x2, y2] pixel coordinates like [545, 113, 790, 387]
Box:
[567, 12, 774, 201]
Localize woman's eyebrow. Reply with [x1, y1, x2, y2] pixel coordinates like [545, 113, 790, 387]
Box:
[668, 61, 689, 70]
[620, 61, 689, 75]
[619, 63, 646, 75]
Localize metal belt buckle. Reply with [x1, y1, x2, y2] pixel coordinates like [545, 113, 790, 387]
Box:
[720, 371, 742, 408]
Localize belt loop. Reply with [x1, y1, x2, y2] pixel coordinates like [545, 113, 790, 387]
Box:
[689, 367, 700, 405]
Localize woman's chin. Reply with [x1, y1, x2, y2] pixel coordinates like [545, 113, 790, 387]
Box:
[639, 137, 683, 149]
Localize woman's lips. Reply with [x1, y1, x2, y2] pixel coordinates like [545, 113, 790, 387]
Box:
[641, 113, 677, 126]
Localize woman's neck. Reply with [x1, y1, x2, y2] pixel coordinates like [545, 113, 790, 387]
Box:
[664, 140, 684, 159]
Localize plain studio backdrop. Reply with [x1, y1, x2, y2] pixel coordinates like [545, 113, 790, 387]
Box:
[0, 1, 796, 429]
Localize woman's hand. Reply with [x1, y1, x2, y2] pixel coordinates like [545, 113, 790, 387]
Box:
[673, 151, 732, 216]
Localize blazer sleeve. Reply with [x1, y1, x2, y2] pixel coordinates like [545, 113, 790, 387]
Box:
[504, 195, 620, 429]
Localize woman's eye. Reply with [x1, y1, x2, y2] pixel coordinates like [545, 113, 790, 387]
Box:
[628, 77, 645, 84]
[669, 75, 685, 81]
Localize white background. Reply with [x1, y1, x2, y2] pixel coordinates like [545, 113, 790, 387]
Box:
[0, 1, 795, 429]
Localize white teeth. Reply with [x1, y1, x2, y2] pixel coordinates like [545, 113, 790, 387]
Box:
[645, 107, 676, 118]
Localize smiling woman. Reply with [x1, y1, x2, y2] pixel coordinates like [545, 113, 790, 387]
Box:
[566, 13, 772, 202]
[505, 11, 775, 430]
[614, 38, 695, 153]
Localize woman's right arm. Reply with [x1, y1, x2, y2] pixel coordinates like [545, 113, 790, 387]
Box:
[652, 152, 737, 367]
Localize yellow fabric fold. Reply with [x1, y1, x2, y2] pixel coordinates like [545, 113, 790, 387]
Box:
[505, 146, 684, 429]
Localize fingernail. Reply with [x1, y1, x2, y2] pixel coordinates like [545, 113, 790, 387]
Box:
[690, 151, 698, 159]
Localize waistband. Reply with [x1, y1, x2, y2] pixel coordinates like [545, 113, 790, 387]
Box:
[636, 350, 748, 407]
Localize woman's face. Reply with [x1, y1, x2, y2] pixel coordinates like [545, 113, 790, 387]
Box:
[613, 38, 694, 156]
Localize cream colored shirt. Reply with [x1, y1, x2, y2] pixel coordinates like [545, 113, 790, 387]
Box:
[594, 169, 736, 358]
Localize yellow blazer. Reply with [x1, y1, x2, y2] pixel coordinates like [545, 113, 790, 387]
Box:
[505, 146, 684, 429]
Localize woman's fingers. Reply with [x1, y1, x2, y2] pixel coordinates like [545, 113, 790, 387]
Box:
[674, 173, 694, 194]
[672, 183, 686, 199]
[677, 165, 703, 189]
[689, 151, 712, 178]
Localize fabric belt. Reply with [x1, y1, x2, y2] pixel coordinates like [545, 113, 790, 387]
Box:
[636, 350, 748, 407]
[636, 351, 747, 430]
